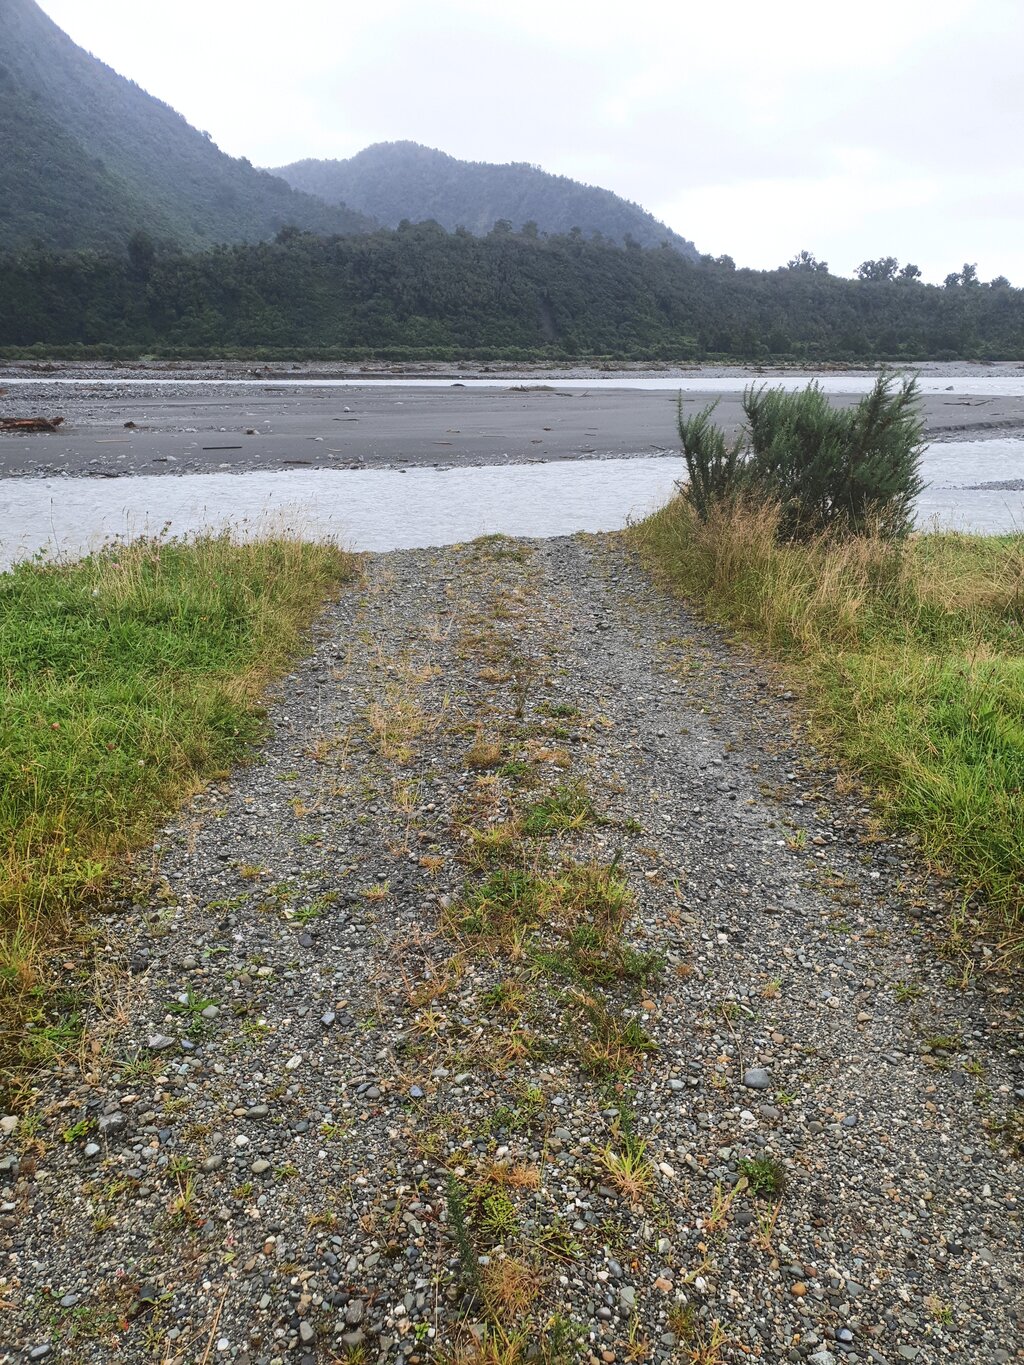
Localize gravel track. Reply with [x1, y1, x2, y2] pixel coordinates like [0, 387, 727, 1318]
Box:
[3, 536, 1022, 1365]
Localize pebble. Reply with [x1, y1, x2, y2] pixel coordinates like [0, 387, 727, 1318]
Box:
[742, 1068, 770, 1089]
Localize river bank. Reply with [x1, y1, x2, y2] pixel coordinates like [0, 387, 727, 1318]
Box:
[3, 366, 1024, 479]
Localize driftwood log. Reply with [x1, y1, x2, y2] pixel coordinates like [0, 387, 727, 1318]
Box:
[0, 416, 65, 432]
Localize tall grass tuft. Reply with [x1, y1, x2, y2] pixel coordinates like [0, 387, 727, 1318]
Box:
[0, 532, 356, 1085]
[634, 497, 1024, 949]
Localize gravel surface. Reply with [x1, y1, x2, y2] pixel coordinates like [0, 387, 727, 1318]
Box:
[2, 364, 1024, 480]
[3, 535, 1022, 1364]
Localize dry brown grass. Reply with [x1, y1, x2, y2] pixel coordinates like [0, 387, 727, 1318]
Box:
[527, 743, 572, 768]
[481, 1256, 541, 1321]
[466, 736, 504, 770]
[478, 1159, 542, 1190]
[366, 691, 425, 763]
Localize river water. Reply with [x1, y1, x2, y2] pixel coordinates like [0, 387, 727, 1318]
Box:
[1, 439, 1021, 570]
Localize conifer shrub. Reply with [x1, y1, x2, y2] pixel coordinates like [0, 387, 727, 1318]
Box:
[677, 376, 925, 539]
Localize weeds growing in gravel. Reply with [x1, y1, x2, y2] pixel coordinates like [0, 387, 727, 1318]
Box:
[578, 995, 656, 1080]
[597, 1136, 655, 1204]
[0, 532, 355, 1097]
[521, 780, 595, 836]
[737, 1156, 787, 1198]
[446, 1174, 481, 1292]
[635, 499, 1024, 955]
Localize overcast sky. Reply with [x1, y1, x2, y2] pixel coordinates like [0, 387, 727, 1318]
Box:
[37, 0, 1024, 283]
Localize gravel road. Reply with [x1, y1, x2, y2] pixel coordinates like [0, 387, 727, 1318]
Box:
[4, 535, 1022, 1365]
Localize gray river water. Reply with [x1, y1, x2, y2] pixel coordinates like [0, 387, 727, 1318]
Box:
[1, 439, 1021, 570]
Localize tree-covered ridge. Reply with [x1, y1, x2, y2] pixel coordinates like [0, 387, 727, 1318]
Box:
[2, 224, 1021, 360]
[273, 141, 699, 257]
[0, 0, 373, 254]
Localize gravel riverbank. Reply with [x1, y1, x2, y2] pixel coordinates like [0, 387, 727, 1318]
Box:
[4, 535, 1022, 1364]
[2, 363, 1024, 479]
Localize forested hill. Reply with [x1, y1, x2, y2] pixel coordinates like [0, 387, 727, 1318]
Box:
[274, 141, 700, 257]
[3, 225, 1021, 360]
[0, 0, 373, 253]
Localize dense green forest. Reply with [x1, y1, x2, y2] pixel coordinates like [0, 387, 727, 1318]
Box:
[2, 225, 1021, 360]
[275, 142, 699, 257]
[0, 0, 371, 253]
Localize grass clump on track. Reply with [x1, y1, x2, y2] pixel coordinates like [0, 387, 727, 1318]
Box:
[0, 532, 356, 1085]
[634, 495, 1024, 952]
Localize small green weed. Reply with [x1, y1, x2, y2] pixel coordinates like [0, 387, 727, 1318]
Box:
[737, 1156, 787, 1199]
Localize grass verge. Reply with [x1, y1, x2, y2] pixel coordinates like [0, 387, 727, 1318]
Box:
[1, 533, 356, 1091]
[632, 496, 1024, 953]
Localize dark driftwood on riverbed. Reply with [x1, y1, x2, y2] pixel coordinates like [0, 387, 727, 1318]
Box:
[0, 415, 64, 432]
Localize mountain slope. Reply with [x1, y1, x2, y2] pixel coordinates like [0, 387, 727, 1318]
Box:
[274, 141, 699, 257]
[0, 0, 373, 253]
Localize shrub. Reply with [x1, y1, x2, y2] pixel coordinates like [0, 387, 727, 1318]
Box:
[677, 376, 925, 539]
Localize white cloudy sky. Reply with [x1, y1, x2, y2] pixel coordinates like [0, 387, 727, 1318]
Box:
[37, 0, 1024, 283]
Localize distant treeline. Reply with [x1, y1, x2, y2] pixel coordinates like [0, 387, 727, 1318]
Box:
[1, 224, 1022, 360]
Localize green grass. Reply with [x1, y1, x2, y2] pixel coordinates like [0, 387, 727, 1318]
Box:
[0, 533, 355, 1090]
[451, 859, 631, 951]
[521, 782, 595, 837]
[633, 496, 1024, 951]
[737, 1156, 787, 1198]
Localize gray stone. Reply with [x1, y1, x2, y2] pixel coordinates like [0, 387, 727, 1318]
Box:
[147, 1034, 175, 1051]
[742, 1068, 770, 1090]
[298, 1320, 316, 1346]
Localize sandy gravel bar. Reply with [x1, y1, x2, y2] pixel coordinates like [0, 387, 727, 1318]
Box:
[2, 363, 1024, 479]
[4, 535, 1022, 1364]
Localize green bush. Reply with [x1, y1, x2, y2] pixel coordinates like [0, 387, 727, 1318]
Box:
[677, 376, 925, 539]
